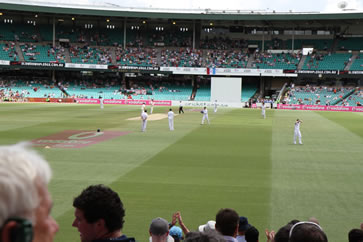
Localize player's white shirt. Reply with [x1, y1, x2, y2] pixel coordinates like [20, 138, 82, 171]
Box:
[141, 104, 145, 112]
[141, 112, 148, 120]
[295, 121, 301, 131]
[261, 105, 266, 112]
[203, 109, 208, 115]
[168, 111, 174, 119]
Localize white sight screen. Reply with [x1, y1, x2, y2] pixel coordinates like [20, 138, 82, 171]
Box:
[211, 77, 242, 103]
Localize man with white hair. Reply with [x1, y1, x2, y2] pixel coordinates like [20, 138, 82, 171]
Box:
[0, 142, 59, 242]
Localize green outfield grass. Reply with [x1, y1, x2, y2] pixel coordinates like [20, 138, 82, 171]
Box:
[0, 103, 362, 242]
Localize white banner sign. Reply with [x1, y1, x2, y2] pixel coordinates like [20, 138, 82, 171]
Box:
[65, 63, 108, 70]
[160, 67, 296, 77]
[0, 60, 10, 65]
[172, 100, 244, 108]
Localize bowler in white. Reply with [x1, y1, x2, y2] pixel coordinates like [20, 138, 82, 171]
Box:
[294, 119, 303, 144]
[201, 107, 210, 125]
[141, 110, 148, 132]
[168, 108, 174, 131]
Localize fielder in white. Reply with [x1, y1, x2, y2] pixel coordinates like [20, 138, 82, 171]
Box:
[214, 100, 218, 113]
[168, 108, 174, 131]
[293, 119, 303, 144]
[99, 96, 104, 109]
[261, 102, 266, 119]
[150, 99, 154, 114]
[141, 103, 146, 114]
[201, 107, 210, 125]
[141, 110, 148, 132]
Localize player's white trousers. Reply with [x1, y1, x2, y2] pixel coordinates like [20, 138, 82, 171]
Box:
[142, 120, 147, 132]
[294, 130, 302, 144]
[168, 119, 174, 130]
[202, 115, 209, 124]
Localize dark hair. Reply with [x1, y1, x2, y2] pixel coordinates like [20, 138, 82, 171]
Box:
[245, 226, 259, 242]
[215, 208, 239, 237]
[349, 229, 363, 242]
[289, 223, 327, 242]
[171, 236, 181, 242]
[184, 231, 226, 242]
[274, 220, 299, 242]
[73, 184, 125, 232]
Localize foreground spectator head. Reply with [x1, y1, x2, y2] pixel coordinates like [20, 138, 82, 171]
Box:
[0, 142, 59, 242]
[185, 231, 226, 242]
[274, 220, 299, 242]
[169, 226, 183, 242]
[238, 216, 251, 233]
[149, 217, 173, 242]
[289, 221, 327, 242]
[72, 184, 134, 242]
[215, 208, 239, 238]
[348, 229, 363, 242]
[245, 226, 259, 242]
[199, 221, 216, 233]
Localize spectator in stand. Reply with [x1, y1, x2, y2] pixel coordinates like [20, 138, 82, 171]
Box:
[184, 231, 226, 242]
[348, 229, 363, 242]
[169, 226, 183, 242]
[245, 226, 259, 242]
[72, 184, 135, 242]
[199, 221, 217, 233]
[236, 217, 251, 242]
[289, 221, 327, 242]
[215, 208, 239, 242]
[149, 217, 174, 242]
[266, 220, 300, 242]
[0, 142, 59, 242]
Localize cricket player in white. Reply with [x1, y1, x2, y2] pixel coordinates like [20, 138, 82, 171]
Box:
[294, 119, 303, 144]
[99, 97, 104, 109]
[141, 103, 146, 114]
[141, 110, 148, 132]
[261, 102, 266, 119]
[150, 99, 154, 114]
[201, 107, 210, 125]
[214, 100, 218, 113]
[168, 108, 174, 131]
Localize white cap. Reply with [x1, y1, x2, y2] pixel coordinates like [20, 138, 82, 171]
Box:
[198, 220, 216, 232]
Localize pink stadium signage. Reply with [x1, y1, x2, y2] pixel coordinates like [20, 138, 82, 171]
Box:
[277, 104, 363, 112]
[76, 98, 171, 106]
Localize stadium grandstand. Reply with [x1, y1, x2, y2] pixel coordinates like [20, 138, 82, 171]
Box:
[0, 1, 362, 107]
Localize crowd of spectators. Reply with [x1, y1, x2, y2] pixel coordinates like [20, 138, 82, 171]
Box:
[0, 78, 62, 101]
[69, 45, 113, 64]
[252, 51, 301, 69]
[282, 83, 358, 105]
[21, 44, 66, 63]
[205, 50, 249, 68]
[116, 47, 158, 67]
[161, 48, 203, 67]
[2, 42, 18, 60]
[200, 37, 249, 50]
